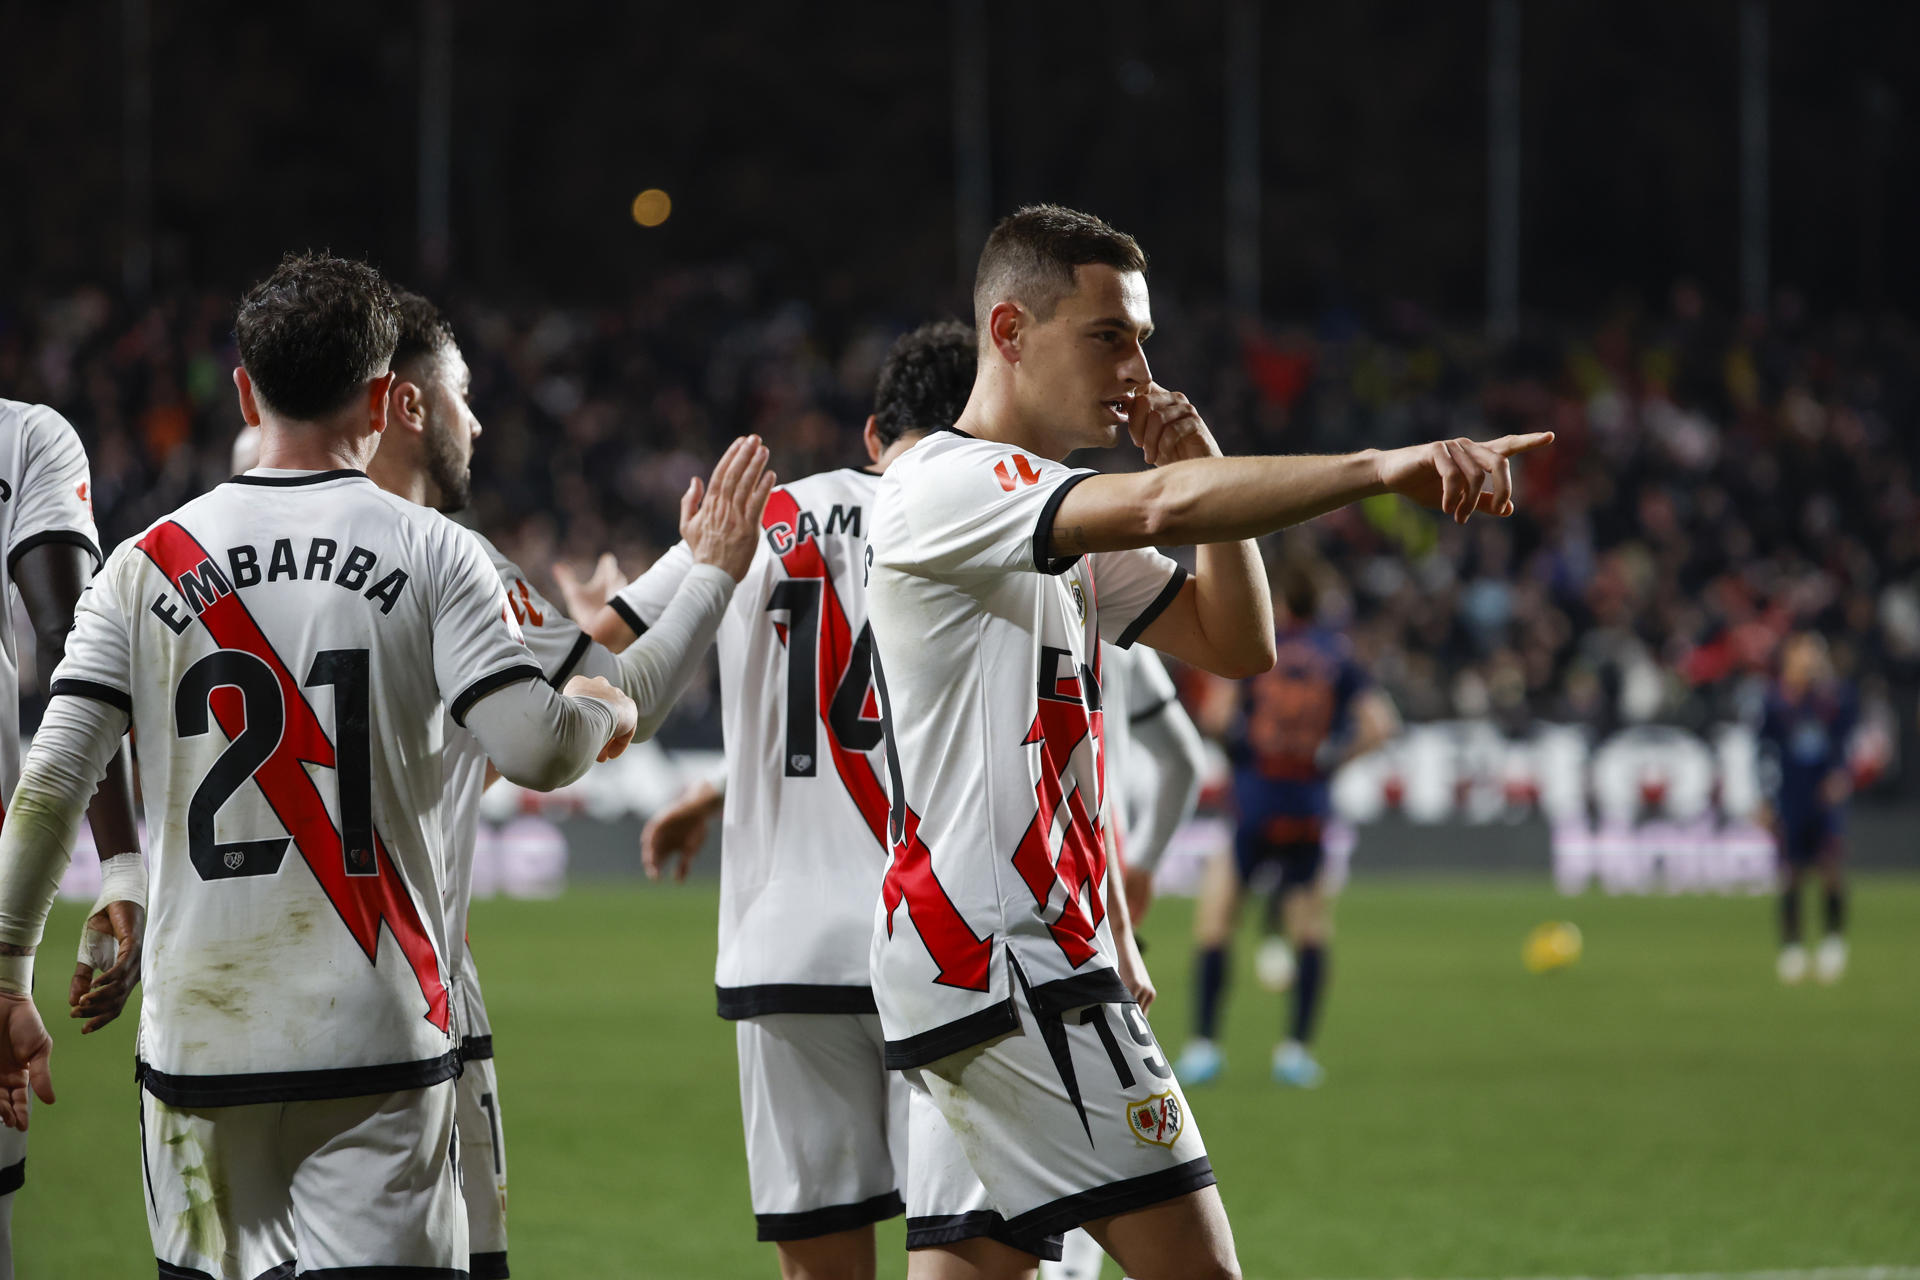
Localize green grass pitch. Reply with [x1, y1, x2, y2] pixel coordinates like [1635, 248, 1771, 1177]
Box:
[17, 876, 1920, 1277]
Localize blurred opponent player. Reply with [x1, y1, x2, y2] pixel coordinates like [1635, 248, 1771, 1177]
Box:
[865, 205, 1549, 1280]
[562, 322, 1004, 1279]
[1174, 562, 1397, 1090]
[1758, 632, 1857, 985]
[365, 289, 772, 1279]
[0, 253, 640, 1279]
[0, 399, 144, 1280]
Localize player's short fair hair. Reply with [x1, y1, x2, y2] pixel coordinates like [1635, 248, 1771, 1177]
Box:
[390, 288, 458, 376]
[872, 320, 976, 447]
[235, 252, 399, 420]
[972, 205, 1147, 336]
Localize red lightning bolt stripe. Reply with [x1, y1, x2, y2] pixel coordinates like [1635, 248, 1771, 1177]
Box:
[137, 521, 450, 1032]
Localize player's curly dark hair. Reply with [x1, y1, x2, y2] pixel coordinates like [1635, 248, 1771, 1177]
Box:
[872, 320, 976, 447]
[973, 204, 1147, 333]
[390, 287, 458, 373]
[235, 251, 398, 420]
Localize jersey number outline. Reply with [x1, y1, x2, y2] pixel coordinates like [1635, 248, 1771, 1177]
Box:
[767, 577, 882, 777]
[176, 648, 376, 881]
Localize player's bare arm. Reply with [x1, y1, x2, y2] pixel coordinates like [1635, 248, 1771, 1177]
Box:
[639, 777, 724, 883]
[15, 542, 145, 1034]
[1105, 825, 1156, 1012]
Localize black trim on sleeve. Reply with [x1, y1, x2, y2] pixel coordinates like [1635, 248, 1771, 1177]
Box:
[717, 983, 879, 1020]
[904, 1211, 1065, 1261]
[607, 595, 649, 639]
[1112, 566, 1189, 649]
[50, 678, 133, 712]
[459, 1035, 495, 1062]
[228, 469, 367, 487]
[470, 1251, 510, 1279]
[450, 664, 545, 728]
[298, 1268, 470, 1279]
[7, 528, 103, 574]
[0, 1157, 22, 1197]
[1030, 471, 1095, 576]
[158, 1261, 295, 1280]
[547, 631, 593, 688]
[1002, 1156, 1217, 1240]
[136, 1052, 459, 1108]
[1127, 695, 1175, 724]
[882, 997, 1019, 1070]
[755, 1190, 904, 1242]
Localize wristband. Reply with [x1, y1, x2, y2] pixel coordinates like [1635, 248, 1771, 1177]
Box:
[92, 852, 147, 915]
[0, 952, 31, 998]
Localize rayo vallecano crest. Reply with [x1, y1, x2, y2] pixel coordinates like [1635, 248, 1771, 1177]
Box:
[1069, 579, 1087, 623]
[1126, 1089, 1184, 1147]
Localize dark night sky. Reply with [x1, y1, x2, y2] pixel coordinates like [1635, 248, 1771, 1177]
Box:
[2, 0, 1916, 321]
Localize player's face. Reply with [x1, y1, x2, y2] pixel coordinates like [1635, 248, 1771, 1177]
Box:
[1017, 265, 1153, 455]
[418, 346, 481, 513]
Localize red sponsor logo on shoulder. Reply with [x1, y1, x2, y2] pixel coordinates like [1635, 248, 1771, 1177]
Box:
[993, 454, 1043, 492]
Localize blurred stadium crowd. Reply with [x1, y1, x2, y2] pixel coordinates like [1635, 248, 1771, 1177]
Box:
[4, 272, 1916, 785]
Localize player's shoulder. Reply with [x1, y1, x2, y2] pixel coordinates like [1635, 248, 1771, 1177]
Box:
[0, 398, 81, 455]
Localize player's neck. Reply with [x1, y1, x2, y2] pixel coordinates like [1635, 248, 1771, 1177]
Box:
[254, 418, 376, 475]
[958, 377, 1074, 463]
[364, 445, 431, 507]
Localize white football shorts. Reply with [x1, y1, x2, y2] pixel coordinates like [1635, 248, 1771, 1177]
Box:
[904, 1084, 1064, 1260]
[141, 1081, 464, 1279]
[735, 1012, 907, 1241]
[904, 963, 1214, 1241]
[456, 1053, 510, 1278]
[0, 1111, 21, 1200]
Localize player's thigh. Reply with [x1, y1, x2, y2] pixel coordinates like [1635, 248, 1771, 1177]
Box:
[456, 1054, 510, 1276]
[1281, 875, 1334, 945]
[140, 1089, 296, 1280]
[776, 1225, 879, 1280]
[916, 983, 1215, 1247]
[1192, 850, 1244, 946]
[737, 1013, 903, 1239]
[1084, 1183, 1240, 1280]
[903, 1079, 1061, 1266]
[282, 1081, 464, 1271]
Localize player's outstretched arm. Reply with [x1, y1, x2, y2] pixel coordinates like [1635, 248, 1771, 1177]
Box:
[15, 542, 146, 1033]
[461, 675, 636, 792]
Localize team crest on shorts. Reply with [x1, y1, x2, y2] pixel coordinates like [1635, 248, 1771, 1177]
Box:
[1127, 1090, 1184, 1147]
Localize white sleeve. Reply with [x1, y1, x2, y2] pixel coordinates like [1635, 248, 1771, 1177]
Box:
[1124, 696, 1206, 874]
[0, 695, 127, 949]
[433, 526, 544, 728]
[492, 554, 595, 688]
[10, 406, 101, 574]
[458, 678, 617, 792]
[46, 546, 136, 711]
[572, 563, 734, 743]
[893, 439, 1098, 577]
[1091, 547, 1188, 649]
[609, 540, 696, 635]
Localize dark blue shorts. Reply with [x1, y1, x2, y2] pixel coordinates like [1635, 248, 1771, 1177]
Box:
[1778, 809, 1843, 868]
[1233, 825, 1325, 891]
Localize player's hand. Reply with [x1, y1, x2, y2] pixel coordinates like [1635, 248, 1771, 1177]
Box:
[1126, 382, 1222, 468]
[1820, 769, 1852, 808]
[552, 553, 624, 629]
[1374, 432, 1554, 524]
[565, 675, 639, 761]
[1123, 866, 1156, 925]
[684, 436, 777, 581]
[1114, 925, 1156, 1013]
[641, 779, 723, 883]
[68, 899, 144, 1034]
[0, 993, 53, 1130]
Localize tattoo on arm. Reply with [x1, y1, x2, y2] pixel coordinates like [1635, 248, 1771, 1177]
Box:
[0, 943, 34, 957]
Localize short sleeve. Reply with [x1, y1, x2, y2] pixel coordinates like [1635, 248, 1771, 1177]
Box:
[1125, 646, 1180, 723]
[609, 540, 695, 635]
[894, 439, 1096, 577]
[494, 556, 592, 688]
[47, 546, 135, 713]
[434, 526, 543, 727]
[1092, 548, 1188, 649]
[11, 406, 101, 572]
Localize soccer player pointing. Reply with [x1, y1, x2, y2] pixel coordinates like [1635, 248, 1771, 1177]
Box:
[866, 205, 1551, 1280]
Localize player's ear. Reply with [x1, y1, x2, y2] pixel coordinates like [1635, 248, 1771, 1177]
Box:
[863, 416, 884, 464]
[388, 377, 427, 436]
[988, 301, 1024, 365]
[366, 371, 396, 435]
[233, 367, 262, 427]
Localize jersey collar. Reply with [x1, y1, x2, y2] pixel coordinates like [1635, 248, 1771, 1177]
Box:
[230, 469, 370, 487]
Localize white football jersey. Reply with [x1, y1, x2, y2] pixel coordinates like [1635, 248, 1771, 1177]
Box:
[1099, 641, 1180, 854]
[0, 400, 101, 803]
[52, 469, 537, 1106]
[613, 466, 891, 1015]
[439, 530, 607, 1055]
[864, 430, 1186, 1066]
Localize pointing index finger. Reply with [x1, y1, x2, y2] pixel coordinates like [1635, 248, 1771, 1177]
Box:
[1488, 431, 1556, 457]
